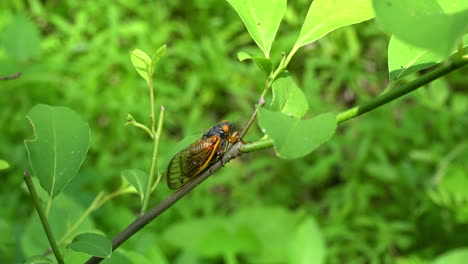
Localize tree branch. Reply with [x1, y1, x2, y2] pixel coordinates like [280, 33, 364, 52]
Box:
[86, 56, 467, 264]
[0, 72, 21, 80]
[336, 58, 468, 123]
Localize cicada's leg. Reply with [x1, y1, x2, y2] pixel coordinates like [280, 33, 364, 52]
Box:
[228, 131, 240, 143]
[217, 139, 227, 167]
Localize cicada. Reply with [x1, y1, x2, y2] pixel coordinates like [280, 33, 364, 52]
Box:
[166, 120, 239, 190]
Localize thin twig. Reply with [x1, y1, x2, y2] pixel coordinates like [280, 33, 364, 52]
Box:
[239, 97, 265, 138]
[141, 105, 165, 214]
[0, 72, 21, 80]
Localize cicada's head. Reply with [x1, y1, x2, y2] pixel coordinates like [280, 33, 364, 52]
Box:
[203, 120, 231, 139]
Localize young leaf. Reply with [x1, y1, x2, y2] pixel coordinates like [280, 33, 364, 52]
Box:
[388, 36, 441, 81]
[24, 255, 55, 264]
[226, 0, 286, 57]
[270, 72, 309, 119]
[288, 218, 325, 264]
[294, 0, 374, 49]
[1, 15, 41, 61]
[258, 109, 336, 159]
[373, 0, 468, 57]
[151, 44, 167, 70]
[0, 159, 9, 171]
[68, 233, 112, 258]
[130, 49, 151, 84]
[122, 169, 149, 203]
[24, 104, 91, 199]
[237, 51, 273, 76]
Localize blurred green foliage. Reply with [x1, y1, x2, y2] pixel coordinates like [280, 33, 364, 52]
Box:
[1, 0, 467, 263]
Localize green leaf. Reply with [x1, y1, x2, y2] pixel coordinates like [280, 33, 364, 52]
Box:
[288, 218, 325, 264]
[0, 159, 9, 170]
[1, 15, 41, 61]
[258, 109, 336, 159]
[24, 104, 91, 198]
[122, 169, 148, 203]
[130, 49, 151, 84]
[388, 34, 468, 81]
[150, 44, 167, 70]
[432, 248, 468, 264]
[68, 233, 112, 258]
[226, 0, 286, 57]
[24, 255, 54, 264]
[294, 0, 374, 49]
[271, 72, 309, 119]
[373, 0, 468, 57]
[388, 36, 441, 81]
[237, 51, 273, 76]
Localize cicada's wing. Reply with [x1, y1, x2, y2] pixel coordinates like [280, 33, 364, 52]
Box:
[166, 137, 221, 190]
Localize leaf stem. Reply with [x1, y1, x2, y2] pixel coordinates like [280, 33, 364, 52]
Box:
[23, 171, 64, 264]
[285, 45, 299, 67]
[56, 192, 105, 247]
[240, 52, 291, 138]
[95, 187, 135, 209]
[141, 106, 165, 214]
[43, 187, 134, 256]
[125, 120, 154, 139]
[148, 71, 156, 133]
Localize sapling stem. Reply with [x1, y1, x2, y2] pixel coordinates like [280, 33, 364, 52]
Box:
[141, 106, 165, 214]
[23, 171, 64, 264]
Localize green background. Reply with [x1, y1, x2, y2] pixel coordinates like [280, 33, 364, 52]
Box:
[1, 0, 468, 263]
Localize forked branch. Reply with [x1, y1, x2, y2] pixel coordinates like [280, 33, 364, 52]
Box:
[86, 56, 467, 264]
